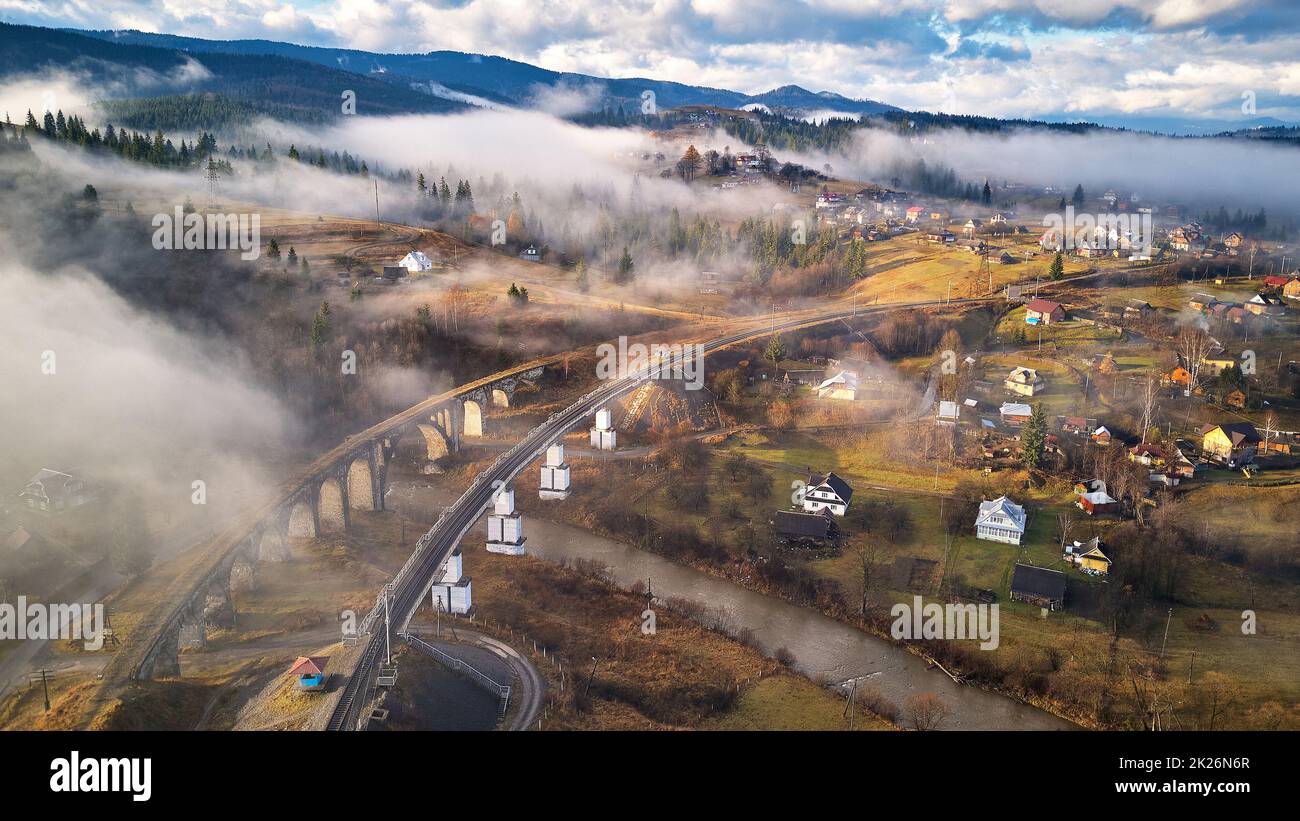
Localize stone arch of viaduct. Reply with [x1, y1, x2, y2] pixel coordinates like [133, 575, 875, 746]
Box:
[133, 368, 544, 680]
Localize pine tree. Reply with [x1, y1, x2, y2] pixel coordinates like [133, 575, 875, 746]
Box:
[267, 238, 281, 260]
[574, 258, 589, 293]
[765, 334, 787, 365]
[1049, 251, 1064, 280]
[310, 301, 332, 347]
[1021, 403, 1047, 471]
[615, 246, 634, 283]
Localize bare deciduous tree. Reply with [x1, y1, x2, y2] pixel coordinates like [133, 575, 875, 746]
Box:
[905, 692, 950, 731]
[1175, 326, 1213, 395]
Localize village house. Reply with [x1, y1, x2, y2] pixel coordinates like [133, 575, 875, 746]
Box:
[1262, 274, 1290, 289]
[1091, 425, 1113, 446]
[1283, 278, 1300, 300]
[18, 469, 95, 514]
[774, 509, 841, 546]
[1224, 388, 1248, 409]
[519, 245, 542, 262]
[1065, 537, 1112, 575]
[1189, 293, 1218, 312]
[1128, 443, 1166, 467]
[1005, 366, 1045, 396]
[1223, 231, 1245, 255]
[1247, 292, 1286, 316]
[1200, 422, 1262, 466]
[1200, 352, 1239, 378]
[1169, 225, 1202, 253]
[1010, 564, 1066, 610]
[1075, 479, 1120, 515]
[905, 205, 926, 224]
[398, 250, 435, 272]
[1058, 415, 1097, 435]
[816, 370, 859, 401]
[1024, 298, 1066, 325]
[986, 250, 1016, 265]
[1162, 366, 1192, 389]
[802, 472, 853, 517]
[1000, 402, 1032, 426]
[1125, 300, 1154, 320]
[975, 495, 1027, 544]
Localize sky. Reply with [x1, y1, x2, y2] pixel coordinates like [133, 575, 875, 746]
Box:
[3, 0, 1300, 125]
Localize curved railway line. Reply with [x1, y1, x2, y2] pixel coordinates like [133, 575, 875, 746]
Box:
[326, 295, 991, 730]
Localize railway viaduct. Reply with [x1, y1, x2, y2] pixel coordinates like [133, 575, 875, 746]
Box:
[116, 364, 545, 681]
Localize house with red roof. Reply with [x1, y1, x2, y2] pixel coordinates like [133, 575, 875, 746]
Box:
[1025, 298, 1066, 325]
[288, 656, 330, 691]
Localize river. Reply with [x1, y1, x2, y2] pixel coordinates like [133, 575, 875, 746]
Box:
[386, 478, 1073, 731]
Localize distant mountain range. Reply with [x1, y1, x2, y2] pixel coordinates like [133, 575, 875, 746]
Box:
[0, 23, 898, 123]
[75, 28, 903, 117]
[1, 22, 1294, 139]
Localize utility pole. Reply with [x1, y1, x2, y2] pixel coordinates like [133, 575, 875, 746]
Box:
[843, 678, 857, 730]
[374, 180, 381, 235]
[1159, 607, 1172, 659]
[383, 585, 391, 665]
[31, 668, 53, 712]
[585, 656, 599, 696]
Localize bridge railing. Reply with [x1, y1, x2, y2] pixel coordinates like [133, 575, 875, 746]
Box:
[402, 632, 512, 703]
[356, 309, 869, 636]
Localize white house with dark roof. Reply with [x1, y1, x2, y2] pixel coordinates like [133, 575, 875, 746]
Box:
[975, 495, 1027, 544]
[801, 472, 853, 517]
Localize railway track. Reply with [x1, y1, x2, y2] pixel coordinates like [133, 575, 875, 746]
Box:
[326, 295, 990, 731]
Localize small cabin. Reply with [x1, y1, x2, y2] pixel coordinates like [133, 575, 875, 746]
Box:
[288, 656, 329, 691]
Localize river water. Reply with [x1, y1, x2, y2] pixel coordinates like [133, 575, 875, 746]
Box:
[387, 478, 1073, 731]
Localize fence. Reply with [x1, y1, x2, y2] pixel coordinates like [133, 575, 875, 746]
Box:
[402, 632, 511, 715]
